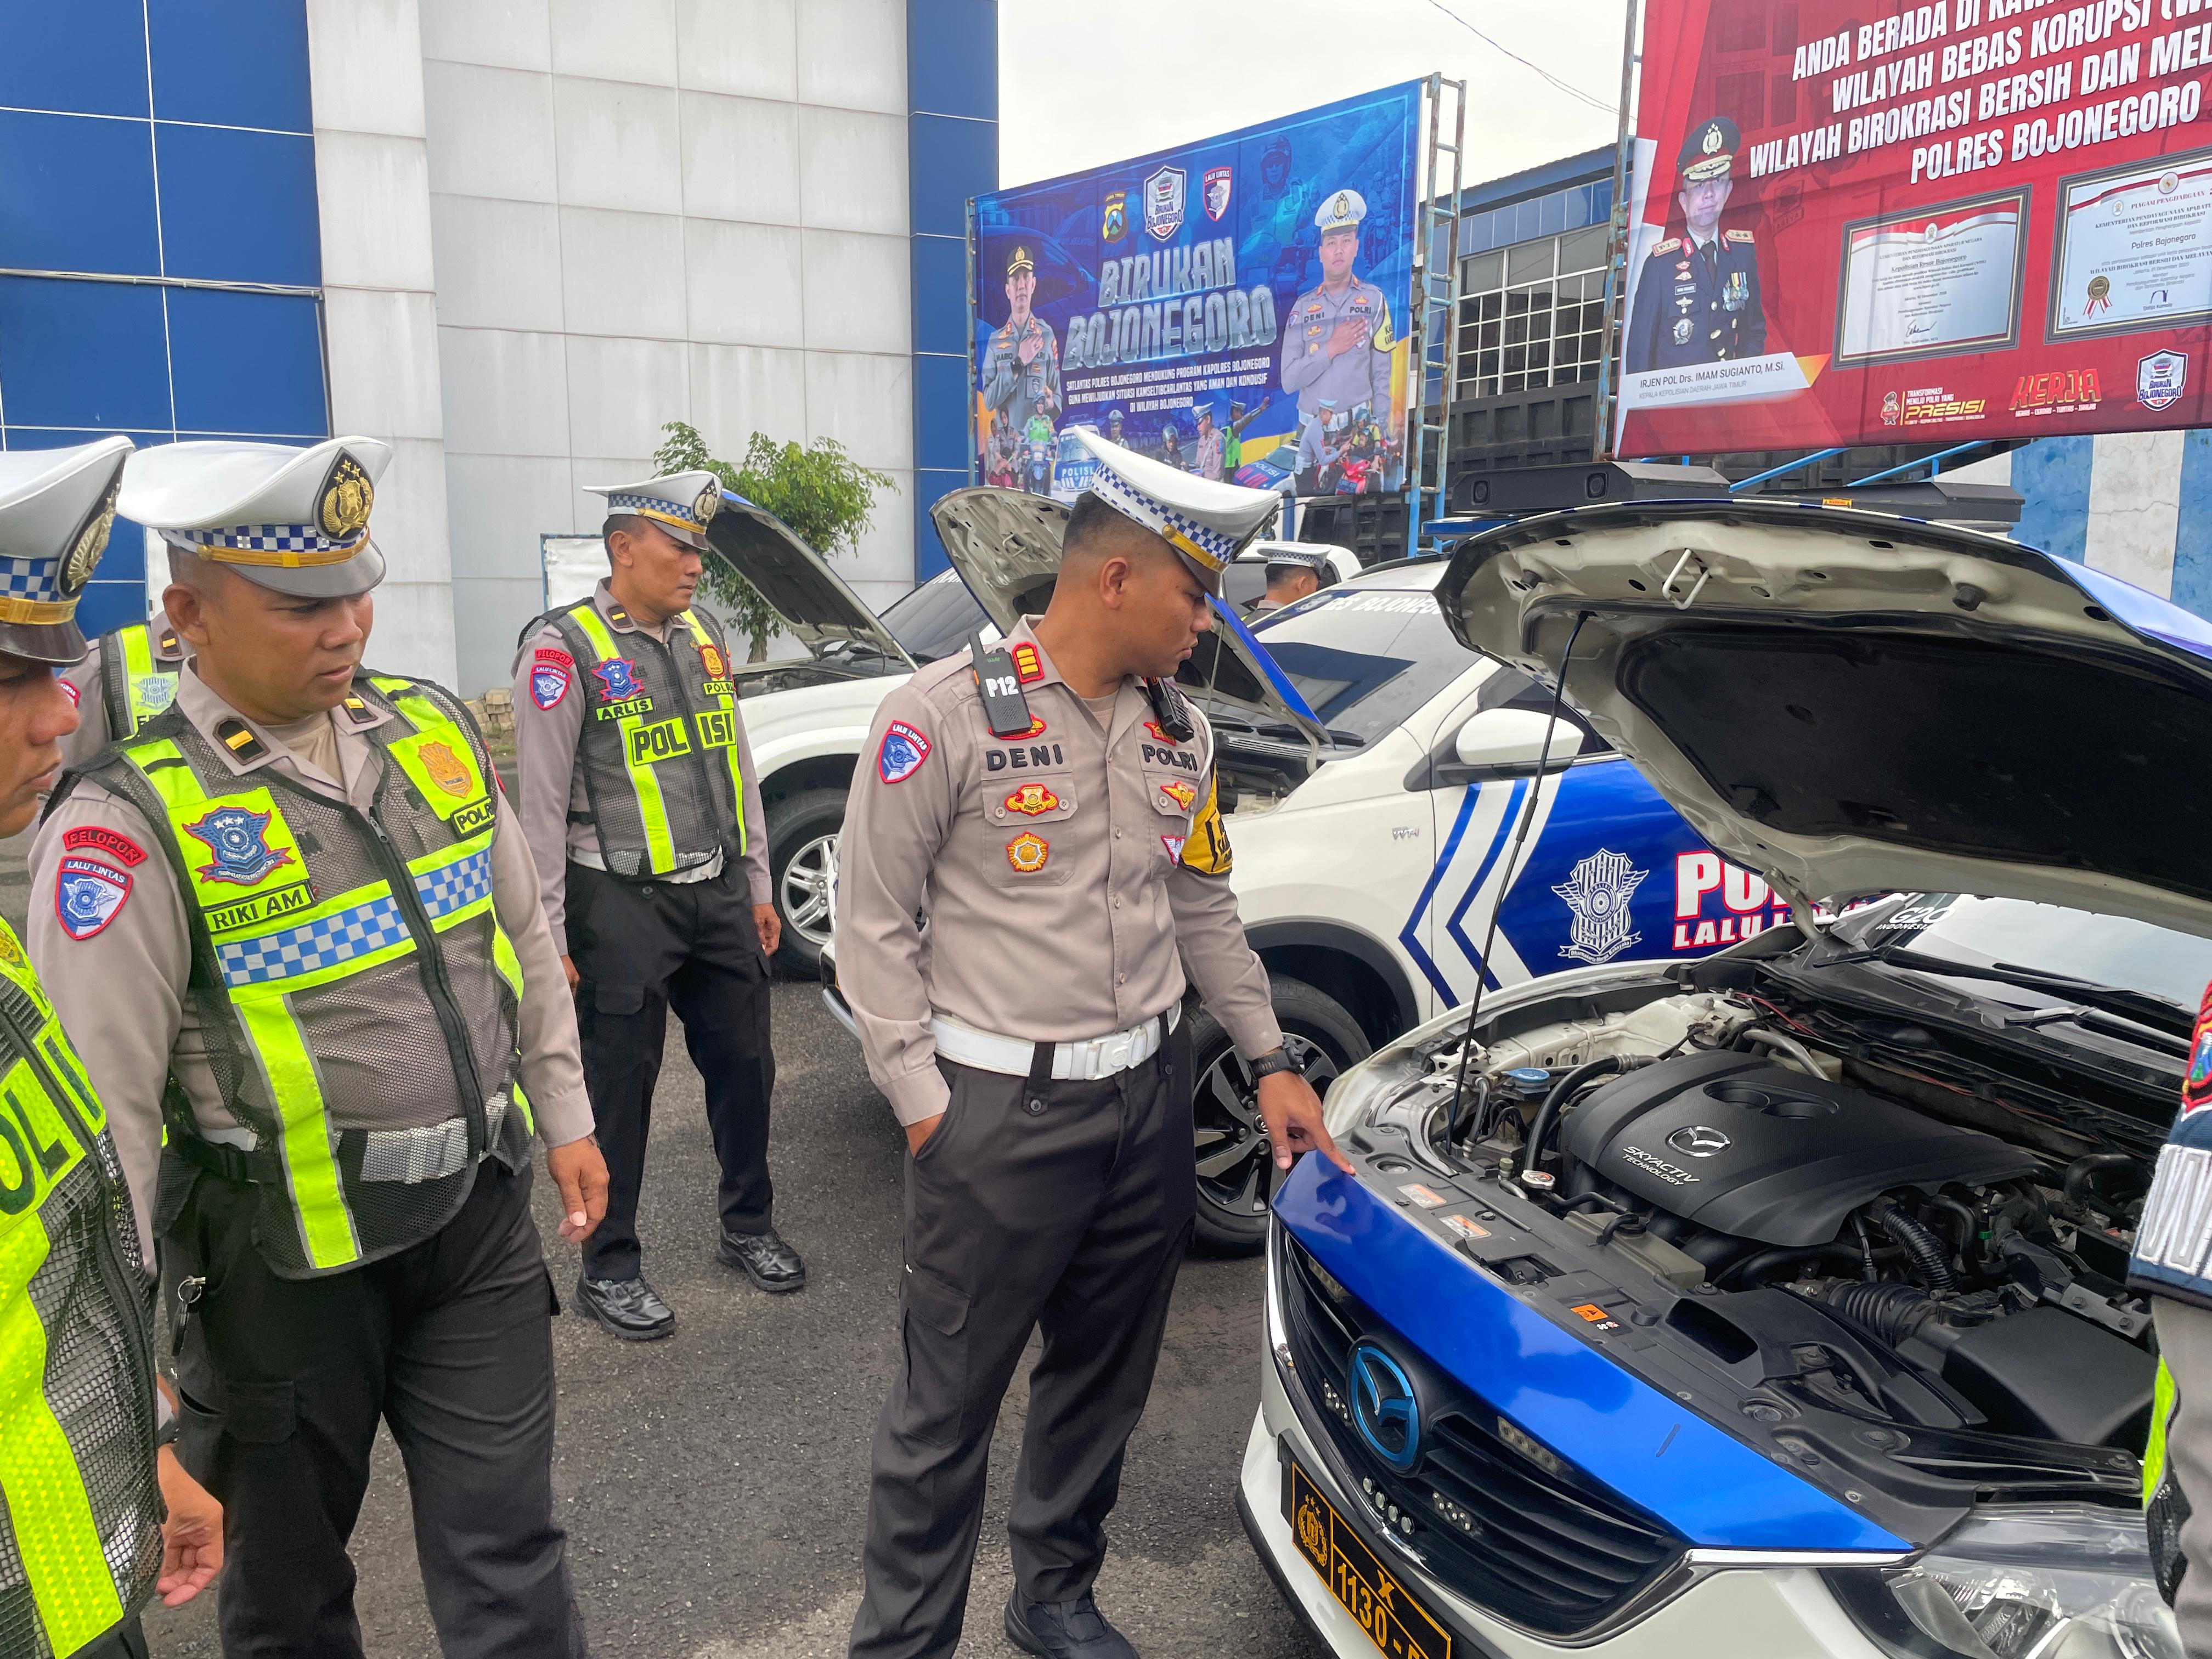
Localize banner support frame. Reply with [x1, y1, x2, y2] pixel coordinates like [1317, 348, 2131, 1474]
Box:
[1407, 71, 1467, 556]
[1594, 0, 1644, 463]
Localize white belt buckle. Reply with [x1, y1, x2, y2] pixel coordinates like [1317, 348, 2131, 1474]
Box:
[1097, 1031, 1134, 1076]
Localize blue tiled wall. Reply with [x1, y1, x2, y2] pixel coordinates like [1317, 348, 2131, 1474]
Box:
[0, 0, 328, 637]
[909, 0, 997, 580]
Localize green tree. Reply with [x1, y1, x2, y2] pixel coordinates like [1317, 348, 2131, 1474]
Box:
[653, 421, 897, 661]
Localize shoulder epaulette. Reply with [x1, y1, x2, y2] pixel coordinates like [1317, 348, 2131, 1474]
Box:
[1650, 238, 1682, 256]
[339, 693, 379, 727]
[214, 718, 268, 763]
[1725, 228, 1754, 244]
[605, 605, 631, 627]
[156, 628, 180, 657]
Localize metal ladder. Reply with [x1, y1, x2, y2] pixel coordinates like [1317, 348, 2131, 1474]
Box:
[1406, 72, 1468, 556]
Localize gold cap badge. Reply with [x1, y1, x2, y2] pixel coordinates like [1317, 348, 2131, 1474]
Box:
[317, 453, 374, 542]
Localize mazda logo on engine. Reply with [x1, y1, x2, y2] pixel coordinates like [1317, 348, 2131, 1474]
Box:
[1667, 1125, 1731, 1158]
[1348, 1341, 1420, 1472]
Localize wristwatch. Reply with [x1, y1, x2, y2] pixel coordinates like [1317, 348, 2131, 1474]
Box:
[1250, 1047, 1302, 1081]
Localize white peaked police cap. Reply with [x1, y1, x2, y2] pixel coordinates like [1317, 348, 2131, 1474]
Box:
[1069, 428, 1279, 591]
[122, 437, 393, 598]
[584, 470, 725, 552]
[0, 435, 133, 663]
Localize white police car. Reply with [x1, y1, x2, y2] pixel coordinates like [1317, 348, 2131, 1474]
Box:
[928, 487, 1751, 1250]
[1244, 499, 2191, 1659]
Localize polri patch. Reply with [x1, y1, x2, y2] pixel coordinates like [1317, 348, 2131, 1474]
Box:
[1005, 832, 1049, 873]
[61, 825, 146, 867]
[877, 719, 932, 783]
[55, 854, 131, 940]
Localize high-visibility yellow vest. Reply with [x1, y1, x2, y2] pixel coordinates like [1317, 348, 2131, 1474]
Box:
[95, 617, 183, 743]
[0, 916, 162, 1655]
[86, 674, 532, 1277]
[541, 599, 747, 879]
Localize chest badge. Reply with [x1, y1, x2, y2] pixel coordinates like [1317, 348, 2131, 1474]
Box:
[592, 657, 644, 702]
[699, 641, 727, 679]
[418, 740, 473, 798]
[1157, 778, 1197, 811]
[1143, 720, 1180, 745]
[1005, 832, 1050, 873]
[183, 806, 295, 887]
[1005, 783, 1059, 816]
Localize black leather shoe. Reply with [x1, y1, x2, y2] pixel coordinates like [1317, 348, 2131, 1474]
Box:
[717, 1227, 806, 1293]
[1003, 1590, 1138, 1658]
[574, 1274, 674, 1340]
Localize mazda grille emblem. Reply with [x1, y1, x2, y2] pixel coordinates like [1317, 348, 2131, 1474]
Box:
[1348, 1341, 1420, 1472]
[1667, 1124, 1731, 1158]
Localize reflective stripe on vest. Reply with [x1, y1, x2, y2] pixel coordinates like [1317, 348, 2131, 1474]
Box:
[0, 919, 160, 1653]
[100, 621, 180, 742]
[564, 602, 746, 876]
[118, 690, 526, 1272]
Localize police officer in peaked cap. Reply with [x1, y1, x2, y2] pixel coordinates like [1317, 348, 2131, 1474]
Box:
[1625, 115, 1768, 373]
[982, 244, 1063, 453]
[1282, 189, 1395, 436]
[0, 436, 224, 1658]
[31, 436, 609, 1656]
[511, 473, 799, 1340]
[53, 594, 185, 778]
[839, 431, 1351, 1659]
[1252, 545, 1333, 614]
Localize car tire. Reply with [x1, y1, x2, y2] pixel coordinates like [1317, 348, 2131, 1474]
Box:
[1188, 978, 1370, 1255]
[766, 788, 845, 980]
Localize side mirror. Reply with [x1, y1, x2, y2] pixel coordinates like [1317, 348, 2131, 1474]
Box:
[1453, 707, 1584, 770]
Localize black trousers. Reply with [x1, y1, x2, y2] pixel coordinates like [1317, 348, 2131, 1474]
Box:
[165, 1160, 587, 1658]
[77, 1615, 146, 1657]
[565, 860, 776, 1282]
[848, 1027, 1197, 1659]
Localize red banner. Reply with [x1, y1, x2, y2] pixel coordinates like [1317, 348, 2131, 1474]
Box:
[1612, 0, 2212, 458]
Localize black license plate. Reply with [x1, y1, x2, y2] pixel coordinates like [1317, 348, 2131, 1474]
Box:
[1283, 1457, 1454, 1658]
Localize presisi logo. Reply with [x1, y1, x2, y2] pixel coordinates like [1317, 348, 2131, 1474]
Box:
[1671, 852, 1792, 950]
[627, 717, 694, 765]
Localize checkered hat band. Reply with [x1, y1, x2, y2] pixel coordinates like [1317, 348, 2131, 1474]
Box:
[1087, 470, 1234, 571]
[216, 849, 492, 988]
[174, 524, 369, 555]
[607, 492, 703, 531]
[0, 555, 61, 605]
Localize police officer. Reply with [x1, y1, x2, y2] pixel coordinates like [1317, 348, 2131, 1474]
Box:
[981, 246, 1062, 447]
[1624, 116, 1767, 373]
[1220, 396, 1271, 476]
[1251, 546, 1331, 614]
[2128, 979, 2212, 1645]
[1293, 399, 1342, 495]
[1282, 189, 1395, 433]
[55, 603, 184, 774]
[512, 473, 800, 1340]
[31, 436, 609, 1656]
[838, 431, 1351, 1659]
[0, 437, 223, 1658]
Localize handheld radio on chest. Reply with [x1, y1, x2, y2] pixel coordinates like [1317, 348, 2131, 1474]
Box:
[967, 633, 1035, 739]
[1141, 676, 1195, 743]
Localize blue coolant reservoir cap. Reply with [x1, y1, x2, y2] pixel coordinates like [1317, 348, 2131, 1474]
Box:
[1501, 1067, 1552, 1099]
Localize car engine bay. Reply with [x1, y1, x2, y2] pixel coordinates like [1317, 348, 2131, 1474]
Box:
[1338, 939, 2171, 1528]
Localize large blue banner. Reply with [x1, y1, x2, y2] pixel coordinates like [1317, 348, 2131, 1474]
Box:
[972, 82, 1425, 506]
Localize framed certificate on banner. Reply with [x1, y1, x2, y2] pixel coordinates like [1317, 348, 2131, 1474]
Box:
[1835, 191, 2027, 366]
[2051, 149, 2212, 341]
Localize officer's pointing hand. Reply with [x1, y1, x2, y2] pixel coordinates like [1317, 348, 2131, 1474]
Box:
[1255, 1070, 1355, 1175]
[546, 1135, 610, 1243]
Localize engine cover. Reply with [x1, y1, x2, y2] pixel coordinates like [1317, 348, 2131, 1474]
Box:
[1559, 1051, 2036, 1246]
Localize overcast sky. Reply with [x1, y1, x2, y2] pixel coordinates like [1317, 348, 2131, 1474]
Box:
[997, 0, 1629, 192]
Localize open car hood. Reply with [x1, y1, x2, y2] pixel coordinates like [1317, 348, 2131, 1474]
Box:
[1437, 498, 2212, 939]
[928, 487, 1329, 747]
[704, 494, 914, 670]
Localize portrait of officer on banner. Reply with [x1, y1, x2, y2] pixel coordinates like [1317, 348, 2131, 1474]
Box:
[1626, 116, 1770, 375]
[979, 243, 1063, 497]
[1279, 187, 1400, 495]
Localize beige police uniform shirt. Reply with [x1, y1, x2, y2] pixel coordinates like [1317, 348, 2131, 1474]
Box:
[510, 580, 771, 947]
[28, 664, 595, 1261]
[837, 617, 1284, 1127]
[53, 607, 182, 777]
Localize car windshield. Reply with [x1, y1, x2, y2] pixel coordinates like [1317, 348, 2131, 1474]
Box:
[881, 573, 988, 664]
[1835, 893, 2212, 1010]
[1244, 587, 1474, 744]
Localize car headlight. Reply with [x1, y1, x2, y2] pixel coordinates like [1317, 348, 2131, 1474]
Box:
[1825, 1504, 2180, 1659]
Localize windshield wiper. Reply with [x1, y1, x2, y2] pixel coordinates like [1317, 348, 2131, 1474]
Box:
[1817, 943, 2198, 1041]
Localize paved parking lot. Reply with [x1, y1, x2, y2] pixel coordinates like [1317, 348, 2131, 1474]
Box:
[110, 960, 1325, 1657]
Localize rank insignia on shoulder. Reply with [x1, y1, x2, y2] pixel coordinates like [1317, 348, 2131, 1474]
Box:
[1011, 642, 1043, 684]
[55, 855, 131, 940]
[1005, 832, 1049, 873]
[877, 719, 931, 783]
[340, 695, 378, 726]
[1725, 228, 1754, 244]
[606, 605, 631, 627]
[1651, 238, 1682, 256]
[215, 719, 268, 763]
[157, 629, 180, 655]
